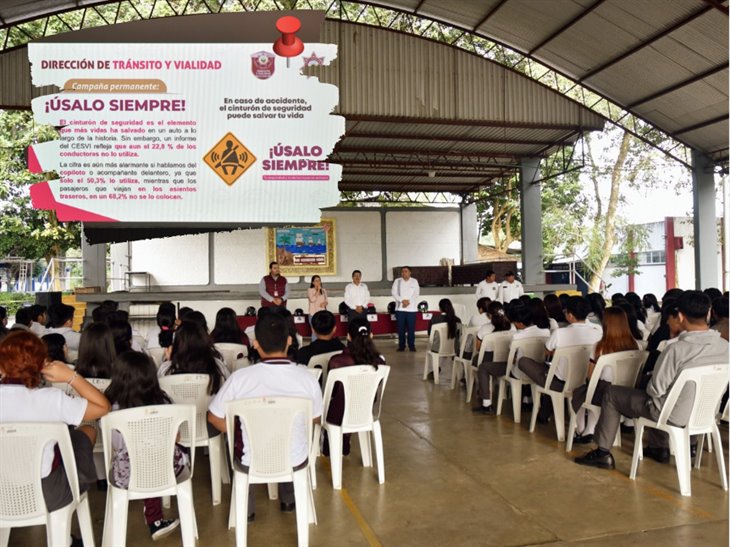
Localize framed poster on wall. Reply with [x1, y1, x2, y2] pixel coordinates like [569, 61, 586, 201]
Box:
[267, 218, 336, 275]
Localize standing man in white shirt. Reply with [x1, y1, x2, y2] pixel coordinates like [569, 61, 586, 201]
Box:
[498, 271, 524, 304]
[391, 266, 420, 352]
[344, 269, 371, 322]
[476, 269, 500, 301]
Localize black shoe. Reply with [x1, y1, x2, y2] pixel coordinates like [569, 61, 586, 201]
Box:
[536, 413, 552, 425]
[96, 479, 107, 491]
[149, 518, 180, 541]
[280, 501, 296, 512]
[248, 513, 255, 522]
[573, 434, 594, 445]
[409, 347, 416, 352]
[397, 348, 405, 352]
[472, 405, 494, 415]
[644, 446, 670, 464]
[70, 535, 83, 547]
[575, 449, 615, 470]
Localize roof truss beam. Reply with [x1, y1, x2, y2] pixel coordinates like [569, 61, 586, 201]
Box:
[344, 114, 588, 132]
[528, 0, 606, 55]
[335, 145, 535, 159]
[345, 130, 558, 146]
[626, 64, 729, 109]
[673, 114, 728, 136]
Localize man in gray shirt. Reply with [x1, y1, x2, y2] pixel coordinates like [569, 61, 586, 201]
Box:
[575, 290, 728, 470]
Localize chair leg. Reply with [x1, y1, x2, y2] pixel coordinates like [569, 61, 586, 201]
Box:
[422, 354, 430, 381]
[496, 379, 506, 416]
[47, 505, 72, 547]
[101, 488, 113, 546]
[450, 358, 458, 390]
[359, 431, 372, 468]
[221, 446, 231, 485]
[267, 483, 278, 500]
[629, 423, 645, 480]
[177, 481, 197, 547]
[510, 381, 522, 423]
[292, 471, 310, 547]
[552, 395, 565, 442]
[76, 494, 95, 547]
[566, 407, 577, 452]
[433, 356, 440, 385]
[0, 527, 9, 547]
[109, 487, 129, 547]
[233, 473, 249, 547]
[669, 429, 692, 496]
[372, 422, 385, 485]
[310, 424, 320, 490]
[328, 426, 344, 490]
[711, 425, 728, 491]
[163, 495, 171, 508]
[528, 385, 540, 433]
[466, 366, 476, 404]
[695, 433, 705, 469]
[209, 436, 223, 506]
[227, 481, 236, 530]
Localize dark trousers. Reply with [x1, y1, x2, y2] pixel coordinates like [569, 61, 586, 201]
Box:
[518, 357, 565, 420]
[477, 361, 507, 400]
[396, 311, 417, 350]
[594, 385, 665, 451]
[42, 427, 95, 512]
[347, 309, 368, 323]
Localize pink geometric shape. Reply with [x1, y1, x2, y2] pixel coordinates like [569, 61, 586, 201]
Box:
[27, 145, 43, 174]
[30, 181, 118, 222]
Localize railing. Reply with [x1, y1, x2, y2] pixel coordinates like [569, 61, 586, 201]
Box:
[37, 258, 84, 292]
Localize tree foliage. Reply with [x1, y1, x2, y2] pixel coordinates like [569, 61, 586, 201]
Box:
[0, 110, 80, 261]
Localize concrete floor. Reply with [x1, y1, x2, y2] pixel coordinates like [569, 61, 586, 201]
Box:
[7, 338, 729, 546]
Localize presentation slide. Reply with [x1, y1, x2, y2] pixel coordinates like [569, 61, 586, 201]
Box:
[27, 40, 343, 223]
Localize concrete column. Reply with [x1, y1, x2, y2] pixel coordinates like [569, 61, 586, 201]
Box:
[691, 149, 718, 289]
[81, 226, 107, 289]
[520, 157, 543, 286]
[461, 202, 478, 264]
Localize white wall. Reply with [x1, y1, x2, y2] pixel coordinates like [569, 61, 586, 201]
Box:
[131, 233, 209, 286]
[633, 265, 666, 296]
[325, 211, 382, 283]
[385, 210, 461, 280]
[214, 228, 273, 285]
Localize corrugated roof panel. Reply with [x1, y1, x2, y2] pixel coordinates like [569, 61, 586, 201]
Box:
[665, 12, 729, 66]
[678, 121, 729, 152]
[419, 0, 502, 30]
[0, 47, 56, 107]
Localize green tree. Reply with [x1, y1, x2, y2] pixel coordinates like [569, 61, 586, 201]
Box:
[0, 110, 80, 261]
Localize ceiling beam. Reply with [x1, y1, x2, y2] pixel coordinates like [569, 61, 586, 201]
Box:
[472, 0, 509, 31]
[579, 4, 713, 82]
[528, 0, 606, 55]
[345, 130, 558, 146]
[626, 63, 729, 109]
[334, 146, 533, 158]
[335, 158, 516, 169]
[700, 0, 729, 15]
[345, 170, 486, 178]
[344, 114, 589, 132]
[673, 114, 728, 135]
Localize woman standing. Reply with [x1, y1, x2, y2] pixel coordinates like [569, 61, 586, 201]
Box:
[307, 275, 329, 341]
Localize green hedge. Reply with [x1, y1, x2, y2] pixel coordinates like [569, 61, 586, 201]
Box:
[0, 293, 35, 316]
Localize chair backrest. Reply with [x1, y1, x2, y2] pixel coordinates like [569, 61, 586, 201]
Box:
[458, 326, 479, 359]
[505, 336, 549, 378]
[0, 422, 81, 522]
[307, 350, 342, 387]
[479, 331, 514, 364]
[548, 345, 593, 391]
[656, 364, 729, 432]
[100, 404, 195, 493]
[323, 365, 391, 429]
[307, 368, 322, 382]
[214, 343, 250, 372]
[589, 350, 648, 397]
[132, 334, 148, 351]
[224, 397, 312, 481]
[147, 347, 166, 367]
[429, 322, 456, 356]
[158, 374, 212, 444]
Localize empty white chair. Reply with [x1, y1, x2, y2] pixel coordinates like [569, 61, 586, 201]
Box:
[225, 397, 316, 547]
[528, 345, 594, 441]
[306, 350, 343, 387]
[423, 323, 457, 385]
[0, 422, 95, 547]
[565, 350, 648, 451]
[452, 326, 478, 394]
[630, 364, 729, 496]
[215, 343, 250, 373]
[147, 347, 166, 367]
[319, 365, 391, 490]
[496, 336, 549, 423]
[467, 331, 513, 404]
[159, 374, 230, 506]
[100, 404, 197, 547]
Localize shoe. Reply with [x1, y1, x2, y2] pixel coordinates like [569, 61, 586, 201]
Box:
[248, 513, 255, 522]
[573, 434, 594, 445]
[149, 518, 180, 541]
[96, 479, 107, 491]
[536, 413, 552, 425]
[575, 449, 615, 470]
[70, 535, 83, 547]
[472, 405, 494, 415]
[409, 347, 416, 352]
[280, 501, 296, 512]
[644, 446, 670, 464]
[427, 371, 434, 380]
[397, 348, 405, 352]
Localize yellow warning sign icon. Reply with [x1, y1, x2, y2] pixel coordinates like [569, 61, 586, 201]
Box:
[203, 132, 256, 186]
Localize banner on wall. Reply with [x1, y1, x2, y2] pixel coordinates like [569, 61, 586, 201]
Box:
[27, 37, 343, 224]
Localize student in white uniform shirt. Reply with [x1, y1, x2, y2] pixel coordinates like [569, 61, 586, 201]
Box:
[475, 270, 500, 301]
[344, 269, 371, 322]
[29, 304, 48, 337]
[391, 266, 420, 352]
[468, 297, 492, 328]
[498, 271, 524, 304]
[46, 303, 81, 351]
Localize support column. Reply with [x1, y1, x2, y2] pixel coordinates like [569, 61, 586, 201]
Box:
[81, 226, 107, 290]
[691, 150, 718, 290]
[520, 158, 543, 287]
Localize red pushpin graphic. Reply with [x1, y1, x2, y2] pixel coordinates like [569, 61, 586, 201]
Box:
[273, 15, 304, 68]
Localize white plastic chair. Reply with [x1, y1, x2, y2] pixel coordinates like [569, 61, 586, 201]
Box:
[565, 350, 648, 451]
[132, 334, 148, 351]
[159, 374, 230, 506]
[225, 397, 316, 547]
[307, 350, 343, 388]
[319, 365, 391, 490]
[100, 404, 197, 547]
[146, 347, 166, 367]
[496, 336, 549, 423]
[467, 331, 513, 404]
[306, 368, 322, 382]
[423, 323, 456, 385]
[452, 326, 478, 395]
[629, 364, 729, 496]
[528, 345, 594, 441]
[214, 343, 250, 373]
[0, 422, 95, 547]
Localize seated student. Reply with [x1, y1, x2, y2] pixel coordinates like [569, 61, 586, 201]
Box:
[184, 311, 209, 334]
[146, 303, 176, 350]
[0, 306, 8, 340]
[711, 296, 729, 342]
[642, 293, 662, 334]
[528, 298, 552, 331]
[0, 331, 111, 524]
[75, 322, 116, 380]
[108, 319, 133, 356]
[614, 300, 647, 342]
[158, 321, 229, 386]
[475, 301, 513, 347]
[296, 310, 344, 366]
[468, 297, 491, 328]
[10, 307, 34, 333]
[625, 292, 650, 338]
[211, 307, 251, 349]
[473, 301, 549, 415]
[428, 298, 461, 353]
[576, 291, 728, 470]
[42, 333, 70, 364]
[207, 312, 322, 519]
[324, 318, 385, 456]
[586, 293, 606, 327]
[544, 294, 568, 328]
[29, 304, 48, 337]
[47, 304, 81, 351]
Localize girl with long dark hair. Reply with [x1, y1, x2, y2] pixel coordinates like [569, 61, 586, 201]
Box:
[211, 307, 250, 348]
[544, 293, 567, 327]
[42, 332, 69, 364]
[75, 322, 116, 379]
[146, 302, 176, 350]
[586, 293, 606, 326]
[528, 298, 551, 330]
[642, 293, 661, 333]
[428, 298, 462, 352]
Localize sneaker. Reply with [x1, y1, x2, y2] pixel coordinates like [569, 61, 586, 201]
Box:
[472, 405, 494, 415]
[149, 518, 180, 541]
[575, 448, 615, 470]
